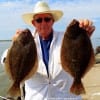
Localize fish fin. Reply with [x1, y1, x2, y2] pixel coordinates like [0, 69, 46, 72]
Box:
[8, 82, 21, 97]
[70, 79, 85, 95]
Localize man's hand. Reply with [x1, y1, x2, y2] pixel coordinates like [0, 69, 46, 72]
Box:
[12, 29, 24, 41]
[79, 19, 95, 37]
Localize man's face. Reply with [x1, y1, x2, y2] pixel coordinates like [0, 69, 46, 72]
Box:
[32, 13, 54, 39]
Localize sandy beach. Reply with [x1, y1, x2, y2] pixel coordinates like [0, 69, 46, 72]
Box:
[82, 64, 100, 100]
[81, 54, 100, 100]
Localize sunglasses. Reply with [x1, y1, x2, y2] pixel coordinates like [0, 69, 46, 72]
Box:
[35, 17, 52, 23]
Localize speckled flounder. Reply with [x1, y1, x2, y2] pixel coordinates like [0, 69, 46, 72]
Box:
[61, 19, 95, 95]
[4, 29, 38, 96]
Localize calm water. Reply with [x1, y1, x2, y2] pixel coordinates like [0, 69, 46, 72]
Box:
[0, 38, 100, 97]
[91, 38, 100, 49]
[0, 41, 11, 98]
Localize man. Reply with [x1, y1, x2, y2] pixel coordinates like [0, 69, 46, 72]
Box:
[1, 1, 95, 100]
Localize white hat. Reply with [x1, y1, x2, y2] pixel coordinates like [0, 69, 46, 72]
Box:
[22, 1, 63, 26]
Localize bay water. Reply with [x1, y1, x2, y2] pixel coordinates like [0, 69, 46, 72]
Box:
[0, 41, 11, 98]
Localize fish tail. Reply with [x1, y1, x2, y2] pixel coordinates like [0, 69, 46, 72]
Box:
[70, 79, 85, 95]
[8, 82, 21, 97]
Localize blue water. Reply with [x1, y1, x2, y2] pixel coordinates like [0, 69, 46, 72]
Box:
[92, 38, 100, 48]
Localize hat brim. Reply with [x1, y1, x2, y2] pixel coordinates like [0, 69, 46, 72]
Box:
[22, 10, 63, 26]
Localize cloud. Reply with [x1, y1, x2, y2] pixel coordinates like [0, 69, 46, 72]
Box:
[0, 0, 100, 39]
[51, 0, 100, 19]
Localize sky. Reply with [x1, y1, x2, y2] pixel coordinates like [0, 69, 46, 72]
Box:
[0, 0, 100, 40]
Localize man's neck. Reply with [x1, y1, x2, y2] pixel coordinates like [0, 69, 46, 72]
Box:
[39, 31, 53, 40]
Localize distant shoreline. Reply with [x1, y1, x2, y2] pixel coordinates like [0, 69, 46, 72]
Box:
[0, 40, 11, 42]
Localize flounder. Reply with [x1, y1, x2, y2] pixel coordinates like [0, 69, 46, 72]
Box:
[4, 29, 38, 96]
[61, 19, 95, 95]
